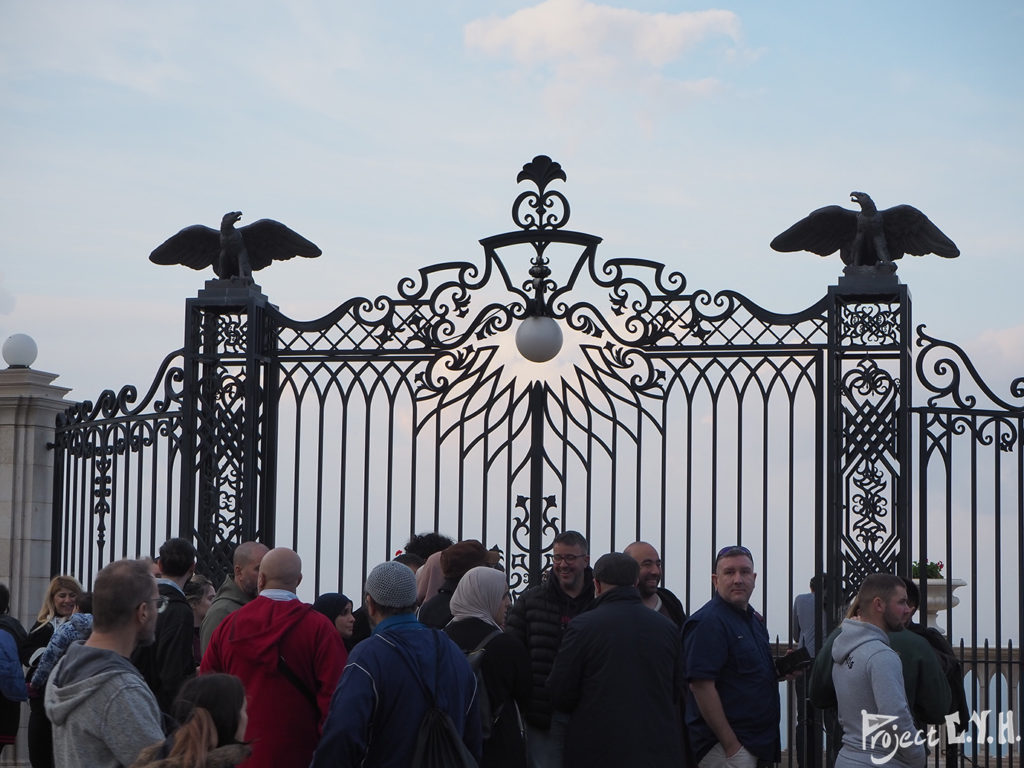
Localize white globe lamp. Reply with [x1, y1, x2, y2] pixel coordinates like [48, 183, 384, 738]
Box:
[515, 316, 563, 363]
[2, 333, 38, 368]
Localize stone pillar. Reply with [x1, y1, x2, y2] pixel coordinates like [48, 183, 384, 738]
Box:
[0, 358, 71, 767]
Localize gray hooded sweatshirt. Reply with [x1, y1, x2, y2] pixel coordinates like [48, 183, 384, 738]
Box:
[831, 619, 925, 768]
[44, 641, 164, 768]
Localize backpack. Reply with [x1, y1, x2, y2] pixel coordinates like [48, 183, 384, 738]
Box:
[0, 616, 27, 648]
[464, 629, 502, 740]
[389, 629, 478, 768]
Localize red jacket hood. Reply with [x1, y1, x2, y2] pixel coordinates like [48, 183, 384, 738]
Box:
[218, 596, 317, 661]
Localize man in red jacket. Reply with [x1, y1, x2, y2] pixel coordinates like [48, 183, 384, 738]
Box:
[202, 548, 346, 768]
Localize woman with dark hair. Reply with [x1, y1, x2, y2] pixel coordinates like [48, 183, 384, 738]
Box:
[311, 593, 356, 641]
[131, 673, 251, 768]
[21, 574, 81, 768]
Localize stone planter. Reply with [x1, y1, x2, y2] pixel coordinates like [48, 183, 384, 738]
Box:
[923, 578, 966, 633]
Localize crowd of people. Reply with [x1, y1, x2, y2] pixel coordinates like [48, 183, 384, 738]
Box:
[0, 533, 965, 768]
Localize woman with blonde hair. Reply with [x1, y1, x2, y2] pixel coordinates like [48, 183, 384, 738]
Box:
[20, 574, 81, 768]
[132, 673, 251, 768]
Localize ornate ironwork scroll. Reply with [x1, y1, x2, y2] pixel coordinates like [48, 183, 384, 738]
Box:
[179, 284, 277, 582]
[827, 288, 910, 606]
[51, 350, 185, 584]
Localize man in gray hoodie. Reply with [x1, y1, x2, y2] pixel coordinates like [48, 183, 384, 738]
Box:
[831, 574, 924, 768]
[45, 559, 165, 768]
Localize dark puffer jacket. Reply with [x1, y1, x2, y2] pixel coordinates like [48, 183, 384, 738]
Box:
[505, 570, 594, 729]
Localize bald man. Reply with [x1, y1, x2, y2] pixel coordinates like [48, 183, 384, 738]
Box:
[624, 541, 688, 628]
[201, 548, 346, 768]
[200, 541, 269, 653]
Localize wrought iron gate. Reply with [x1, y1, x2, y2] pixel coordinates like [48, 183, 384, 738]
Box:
[51, 156, 1021, 763]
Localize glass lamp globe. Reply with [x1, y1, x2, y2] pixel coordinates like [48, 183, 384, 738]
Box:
[515, 316, 563, 363]
[2, 333, 38, 368]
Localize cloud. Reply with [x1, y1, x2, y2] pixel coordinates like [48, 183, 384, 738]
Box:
[464, 0, 740, 128]
[465, 0, 740, 73]
[0, 3, 192, 95]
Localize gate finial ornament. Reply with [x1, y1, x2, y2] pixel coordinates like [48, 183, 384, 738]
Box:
[149, 211, 322, 281]
[770, 192, 959, 271]
[513, 155, 570, 231]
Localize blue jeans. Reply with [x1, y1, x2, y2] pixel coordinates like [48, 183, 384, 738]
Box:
[526, 711, 569, 768]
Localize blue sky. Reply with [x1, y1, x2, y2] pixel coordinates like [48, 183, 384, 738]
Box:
[1, 0, 1022, 400]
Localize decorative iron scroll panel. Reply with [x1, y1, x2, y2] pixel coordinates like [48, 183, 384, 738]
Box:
[912, 327, 1024, 764]
[51, 350, 186, 584]
[179, 294, 277, 582]
[828, 290, 910, 606]
[258, 232, 832, 629]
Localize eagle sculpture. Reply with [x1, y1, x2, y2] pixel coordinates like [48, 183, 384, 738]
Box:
[770, 192, 959, 267]
[149, 211, 322, 280]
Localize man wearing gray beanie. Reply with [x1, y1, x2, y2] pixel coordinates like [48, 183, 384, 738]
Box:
[311, 561, 482, 767]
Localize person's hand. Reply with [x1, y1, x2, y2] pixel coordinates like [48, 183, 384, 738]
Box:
[725, 742, 744, 758]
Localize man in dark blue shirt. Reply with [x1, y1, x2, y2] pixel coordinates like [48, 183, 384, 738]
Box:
[683, 546, 780, 768]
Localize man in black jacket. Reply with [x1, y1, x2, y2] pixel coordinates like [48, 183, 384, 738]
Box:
[547, 552, 685, 768]
[131, 537, 196, 715]
[625, 541, 687, 627]
[506, 530, 595, 768]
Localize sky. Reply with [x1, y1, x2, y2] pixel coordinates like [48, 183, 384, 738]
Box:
[3, 2, 1022, 647]
[2, 0, 1023, 402]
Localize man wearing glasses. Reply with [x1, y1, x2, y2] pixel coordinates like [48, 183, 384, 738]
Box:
[45, 559, 165, 768]
[507, 530, 595, 768]
[683, 545, 780, 768]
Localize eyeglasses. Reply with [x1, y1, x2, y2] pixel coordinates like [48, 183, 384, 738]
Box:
[551, 554, 585, 564]
[143, 596, 169, 614]
[715, 545, 753, 567]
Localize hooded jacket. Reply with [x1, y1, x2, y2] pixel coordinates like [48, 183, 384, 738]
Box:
[199, 575, 250, 654]
[831, 619, 925, 768]
[200, 595, 346, 768]
[44, 642, 164, 768]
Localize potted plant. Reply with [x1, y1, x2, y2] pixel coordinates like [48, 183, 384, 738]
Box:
[912, 559, 966, 633]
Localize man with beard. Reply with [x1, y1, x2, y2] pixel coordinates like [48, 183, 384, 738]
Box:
[547, 552, 684, 767]
[200, 540, 268, 653]
[683, 546, 780, 768]
[830, 574, 925, 768]
[45, 559, 165, 768]
[507, 530, 595, 768]
[625, 541, 687, 628]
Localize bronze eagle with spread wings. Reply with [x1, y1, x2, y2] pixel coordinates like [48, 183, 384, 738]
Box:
[149, 211, 322, 280]
[770, 192, 959, 266]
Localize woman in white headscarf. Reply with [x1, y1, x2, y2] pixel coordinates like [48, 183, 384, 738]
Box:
[444, 567, 531, 768]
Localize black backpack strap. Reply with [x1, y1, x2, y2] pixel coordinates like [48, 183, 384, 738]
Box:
[381, 628, 440, 705]
[278, 654, 319, 713]
[470, 628, 503, 654]
[276, 606, 320, 714]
